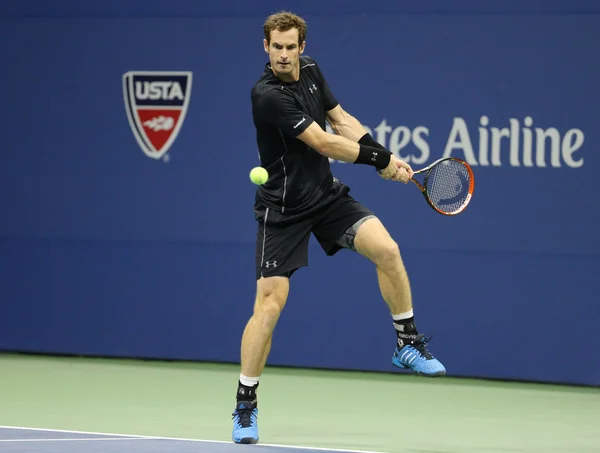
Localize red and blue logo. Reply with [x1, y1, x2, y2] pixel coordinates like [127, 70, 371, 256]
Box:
[123, 71, 193, 160]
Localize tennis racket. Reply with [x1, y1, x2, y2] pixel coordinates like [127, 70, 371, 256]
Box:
[410, 157, 474, 216]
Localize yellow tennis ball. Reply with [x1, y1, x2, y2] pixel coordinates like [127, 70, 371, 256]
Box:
[249, 167, 268, 185]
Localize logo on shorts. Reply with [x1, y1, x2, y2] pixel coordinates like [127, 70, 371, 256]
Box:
[123, 71, 193, 160]
[265, 260, 278, 268]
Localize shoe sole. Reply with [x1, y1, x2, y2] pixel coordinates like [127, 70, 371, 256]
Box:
[392, 357, 446, 377]
[234, 437, 259, 444]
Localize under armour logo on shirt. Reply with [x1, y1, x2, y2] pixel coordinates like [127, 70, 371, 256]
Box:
[308, 84, 318, 94]
[371, 152, 378, 162]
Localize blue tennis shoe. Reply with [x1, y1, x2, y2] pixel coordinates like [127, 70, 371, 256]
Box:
[392, 334, 446, 377]
[232, 400, 259, 444]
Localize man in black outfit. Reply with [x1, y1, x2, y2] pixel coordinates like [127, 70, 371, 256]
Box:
[231, 11, 446, 445]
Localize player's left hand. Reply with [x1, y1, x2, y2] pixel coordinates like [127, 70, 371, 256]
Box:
[381, 155, 413, 184]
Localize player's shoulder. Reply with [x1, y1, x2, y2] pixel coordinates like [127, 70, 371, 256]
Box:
[251, 66, 293, 108]
[251, 82, 287, 109]
[252, 65, 280, 96]
[300, 55, 319, 71]
[299, 55, 327, 83]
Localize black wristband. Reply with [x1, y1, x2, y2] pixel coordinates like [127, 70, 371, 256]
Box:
[358, 132, 387, 151]
[354, 144, 392, 170]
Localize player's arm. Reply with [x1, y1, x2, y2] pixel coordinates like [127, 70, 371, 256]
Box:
[325, 105, 369, 143]
[324, 103, 413, 180]
[314, 61, 400, 162]
[325, 104, 398, 157]
[315, 62, 387, 150]
[297, 122, 410, 181]
[297, 122, 366, 163]
[258, 88, 409, 181]
[258, 88, 375, 165]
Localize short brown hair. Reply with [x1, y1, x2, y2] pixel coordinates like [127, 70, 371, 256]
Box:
[263, 11, 307, 45]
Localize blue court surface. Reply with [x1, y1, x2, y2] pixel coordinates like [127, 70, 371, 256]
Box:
[0, 427, 383, 453]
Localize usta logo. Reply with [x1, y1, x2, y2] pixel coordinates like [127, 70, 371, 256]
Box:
[123, 71, 193, 161]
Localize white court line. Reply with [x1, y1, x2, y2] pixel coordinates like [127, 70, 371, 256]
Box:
[0, 438, 151, 442]
[0, 425, 389, 453]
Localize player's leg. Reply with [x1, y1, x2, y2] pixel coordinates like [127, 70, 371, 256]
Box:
[312, 186, 445, 377]
[351, 216, 411, 316]
[232, 208, 311, 444]
[240, 276, 288, 379]
[351, 217, 412, 314]
[259, 334, 272, 374]
[232, 276, 288, 444]
[351, 216, 446, 377]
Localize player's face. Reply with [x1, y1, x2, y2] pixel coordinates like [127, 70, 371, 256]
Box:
[264, 28, 305, 82]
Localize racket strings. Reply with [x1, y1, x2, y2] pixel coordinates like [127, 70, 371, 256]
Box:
[426, 160, 471, 214]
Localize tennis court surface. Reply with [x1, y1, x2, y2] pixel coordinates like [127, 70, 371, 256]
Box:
[0, 426, 380, 453]
[1, 354, 599, 453]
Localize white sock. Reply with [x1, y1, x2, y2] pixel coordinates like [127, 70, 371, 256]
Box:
[392, 309, 414, 321]
[239, 374, 260, 387]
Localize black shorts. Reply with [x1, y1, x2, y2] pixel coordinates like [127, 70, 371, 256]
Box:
[255, 179, 375, 280]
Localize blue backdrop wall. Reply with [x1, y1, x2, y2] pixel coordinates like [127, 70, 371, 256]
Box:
[1, 0, 599, 386]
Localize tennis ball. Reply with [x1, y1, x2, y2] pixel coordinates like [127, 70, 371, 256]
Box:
[249, 166, 268, 185]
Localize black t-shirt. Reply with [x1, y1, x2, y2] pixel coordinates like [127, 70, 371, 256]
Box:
[251, 55, 340, 214]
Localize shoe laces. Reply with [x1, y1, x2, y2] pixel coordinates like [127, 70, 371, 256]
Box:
[232, 402, 255, 428]
[412, 334, 435, 360]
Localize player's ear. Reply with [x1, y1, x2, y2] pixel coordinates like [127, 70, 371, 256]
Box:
[263, 39, 269, 53]
[299, 41, 306, 54]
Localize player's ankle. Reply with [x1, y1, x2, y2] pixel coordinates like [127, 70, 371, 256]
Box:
[392, 311, 420, 347]
[236, 375, 259, 403]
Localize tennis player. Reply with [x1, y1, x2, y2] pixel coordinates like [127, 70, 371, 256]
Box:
[232, 11, 446, 444]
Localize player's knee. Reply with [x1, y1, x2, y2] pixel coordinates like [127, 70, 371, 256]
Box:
[375, 240, 401, 269]
[253, 278, 288, 328]
[254, 295, 285, 329]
